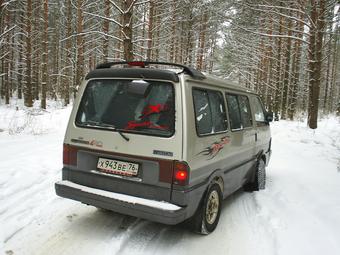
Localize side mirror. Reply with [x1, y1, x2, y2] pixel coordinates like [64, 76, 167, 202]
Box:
[127, 80, 151, 98]
[265, 111, 273, 122]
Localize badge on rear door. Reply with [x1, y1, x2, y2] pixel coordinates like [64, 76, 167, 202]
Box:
[153, 150, 173, 157]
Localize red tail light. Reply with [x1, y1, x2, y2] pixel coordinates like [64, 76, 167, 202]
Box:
[127, 61, 146, 67]
[173, 161, 190, 186]
[63, 144, 77, 165]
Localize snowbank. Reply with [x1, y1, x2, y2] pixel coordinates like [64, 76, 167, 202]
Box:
[0, 99, 69, 136]
[0, 100, 72, 255]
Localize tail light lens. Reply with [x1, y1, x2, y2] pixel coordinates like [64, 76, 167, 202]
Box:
[63, 144, 77, 166]
[127, 61, 146, 67]
[173, 161, 190, 186]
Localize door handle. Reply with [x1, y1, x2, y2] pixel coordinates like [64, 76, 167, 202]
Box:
[255, 133, 258, 142]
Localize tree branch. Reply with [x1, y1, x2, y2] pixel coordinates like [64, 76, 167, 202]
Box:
[83, 11, 122, 27]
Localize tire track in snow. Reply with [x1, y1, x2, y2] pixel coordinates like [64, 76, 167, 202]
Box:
[252, 174, 280, 255]
[227, 190, 279, 255]
[112, 219, 167, 255]
[0, 132, 63, 243]
[28, 208, 129, 255]
[1, 176, 61, 243]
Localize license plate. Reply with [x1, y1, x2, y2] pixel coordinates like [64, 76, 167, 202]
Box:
[97, 157, 139, 176]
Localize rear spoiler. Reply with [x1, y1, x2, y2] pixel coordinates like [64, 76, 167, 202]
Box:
[95, 61, 206, 80]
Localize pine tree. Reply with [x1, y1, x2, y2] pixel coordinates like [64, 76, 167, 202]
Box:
[41, 0, 49, 109]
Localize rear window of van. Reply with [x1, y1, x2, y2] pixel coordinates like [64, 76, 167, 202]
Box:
[76, 79, 175, 137]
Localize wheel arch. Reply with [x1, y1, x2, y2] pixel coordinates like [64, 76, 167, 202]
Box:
[187, 169, 224, 234]
[190, 169, 224, 217]
[207, 169, 224, 194]
[256, 149, 266, 164]
[248, 149, 266, 183]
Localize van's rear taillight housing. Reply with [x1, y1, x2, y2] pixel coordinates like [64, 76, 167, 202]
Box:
[63, 144, 77, 166]
[173, 161, 190, 186]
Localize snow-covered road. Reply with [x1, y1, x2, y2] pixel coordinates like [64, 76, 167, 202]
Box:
[1, 103, 340, 255]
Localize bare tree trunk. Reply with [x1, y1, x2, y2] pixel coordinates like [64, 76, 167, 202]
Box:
[0, 0, 3, 101]
[50, 8, 60, 101]
[41, 0, 48, 109]
[17, 9, 24, 100]
[66, 0, 73, 103]
[115, 13, 123, 61]
[32, 0, 41, 101]
[184, 11, 194, 65]
[0, 0, 3, 17]
[265, 16, 274, 111]
[308, 0, 326, 129]
[9, 26, 15, 99]
[154, 4, 160, 61]
[140, 3, 147, 59]
[25, 0, 33, 107]
[328, 24, 339, 112]
[288, 4, 305, 120]
[64, 0, 72, 105]
[75, 0, 84, 91]
[323, 15, 335, 113]
[281, 15, 293, 120]
[255, 17, 265, 95]
[123, 0, 134, 61]
[4, 9, 10, 104]
[169, 0, 177, 62]
[208, 35, 217, 73]
[102, 0, 110, 62]
[328, 24, 340, 111]
[273, 16, 284, 119]
[196, 13, 208, 71]
[146, 0, 154, 61]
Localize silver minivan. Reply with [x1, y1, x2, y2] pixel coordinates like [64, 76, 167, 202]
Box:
[55, 61, 272, 234]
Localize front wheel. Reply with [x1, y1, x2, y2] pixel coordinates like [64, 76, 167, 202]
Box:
[190, 183, 222, 234]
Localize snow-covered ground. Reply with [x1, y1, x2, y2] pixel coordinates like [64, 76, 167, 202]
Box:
[1, 101, 340, 255]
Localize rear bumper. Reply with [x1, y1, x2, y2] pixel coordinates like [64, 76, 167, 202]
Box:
[55, 180, 187, 225]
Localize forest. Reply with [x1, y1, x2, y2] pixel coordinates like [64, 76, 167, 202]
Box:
[0, 0, 339, 129]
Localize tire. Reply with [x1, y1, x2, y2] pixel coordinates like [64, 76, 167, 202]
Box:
[244, 158, 266, 192]
[190, 183, 222, 234]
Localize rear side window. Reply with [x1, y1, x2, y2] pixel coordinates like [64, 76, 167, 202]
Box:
[226, 94, 253, 130]
[238, 96, 252, 128]
[226, 94, 242, 130]
[193, 89, 227, 136]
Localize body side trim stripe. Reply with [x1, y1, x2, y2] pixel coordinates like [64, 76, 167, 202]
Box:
[223, 157, 256, 175]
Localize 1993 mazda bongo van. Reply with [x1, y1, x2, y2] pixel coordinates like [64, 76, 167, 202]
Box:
[55, 61, 272, 234]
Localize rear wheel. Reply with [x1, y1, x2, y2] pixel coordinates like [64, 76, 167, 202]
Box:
[190, 183, 222, 234]
[244, 158, 266, 192]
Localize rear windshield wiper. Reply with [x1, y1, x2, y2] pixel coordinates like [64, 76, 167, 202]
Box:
[81, 120, 130, 142]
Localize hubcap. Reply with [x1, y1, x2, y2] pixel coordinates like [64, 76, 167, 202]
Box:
[205, 190, 219, 225]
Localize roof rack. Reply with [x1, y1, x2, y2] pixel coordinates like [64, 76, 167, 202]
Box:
[95, 61, 206, 80]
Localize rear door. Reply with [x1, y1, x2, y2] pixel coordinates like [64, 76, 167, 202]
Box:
[63, 78, 183, 202]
